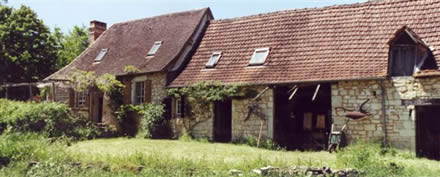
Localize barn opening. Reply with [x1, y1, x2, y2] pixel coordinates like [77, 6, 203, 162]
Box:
[416, 105, 440, 160]
[213, 100, 232, 142]
[274, 83, 332, 150]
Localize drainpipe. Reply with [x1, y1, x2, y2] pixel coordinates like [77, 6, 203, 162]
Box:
[379, 80, 388, 146]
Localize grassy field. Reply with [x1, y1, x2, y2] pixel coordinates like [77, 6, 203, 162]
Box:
[2, 135, 440, 177]
[69, 138, 335, 171]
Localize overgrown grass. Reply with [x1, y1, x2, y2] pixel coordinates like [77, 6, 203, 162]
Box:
[1, 135, 440, 177]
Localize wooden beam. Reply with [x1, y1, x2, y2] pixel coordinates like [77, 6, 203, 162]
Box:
[252, 86, 269, 101]
[312, 84, 321, 101]
[289, 87, 298, 100]
[5, 87, 8, 99]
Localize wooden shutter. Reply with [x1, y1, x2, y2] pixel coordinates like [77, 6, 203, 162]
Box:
[68, 88, 75, 107]
[145, 80, 152, 103]
[123, 80, 132, 104]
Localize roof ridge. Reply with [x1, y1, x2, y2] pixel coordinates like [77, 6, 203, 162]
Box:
[212, 0, 415, 22]
[112, 7, 209, 26]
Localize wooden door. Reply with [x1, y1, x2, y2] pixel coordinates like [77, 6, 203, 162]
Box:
[213, 100, 232, 142]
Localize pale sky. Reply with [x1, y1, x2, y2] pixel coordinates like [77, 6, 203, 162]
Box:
[7, 0, 366, 32]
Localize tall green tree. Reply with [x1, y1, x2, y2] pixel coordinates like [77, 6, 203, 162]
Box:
[0, 5, 58, 84]
[55, 25, 89, 69]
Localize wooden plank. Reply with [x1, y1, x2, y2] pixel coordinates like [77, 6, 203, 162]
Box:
[288, 87, 298, 100]
[312, 84, 321, 101]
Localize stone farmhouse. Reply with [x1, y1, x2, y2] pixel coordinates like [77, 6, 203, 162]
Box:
[46, 0, 440, 159]
[44, 8, 213, 126]
[170, 0, 440, 160]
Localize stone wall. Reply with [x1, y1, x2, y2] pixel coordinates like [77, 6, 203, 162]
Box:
[175, 86, 274, 140]
[231, 87, 274, 140]
[332, 77, 440, 151]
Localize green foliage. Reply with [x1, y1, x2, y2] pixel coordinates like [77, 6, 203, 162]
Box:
[115, 104, 139, 137]
[70, 69, 96, 92]
[336, 142, 411, 177]
[168, 81, 243, 103]
[168, 81, 245, 135]
[54, 25, 89, 69]
[69, 69, 124, 94]
[0, 99, 100, 139]
[115, 104, 167, 138]
[123, 65, 140, 73]
[96, 73, 124, 93]
[136, 104, 166, 139]
[0, 5, 58, 84]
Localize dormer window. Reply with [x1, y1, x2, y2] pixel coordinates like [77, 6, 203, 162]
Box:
[249, 48, 269, 66]
[95, 48, 108, 62]
[205, 52, 222, 68]
[389, 26, 438, 77]
[147, 41, 162, 56]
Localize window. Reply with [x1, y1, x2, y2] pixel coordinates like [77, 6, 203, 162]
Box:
[249, 48, 269, 66]
[147, 41, 162, 56]
[390, 46, 416, 76]
[95, 48, 108, 61]
[175, 97, 184, 117]
[205, 52, 222, 68]
[76, 91, 87, 107]
[134, 81, 145, 104]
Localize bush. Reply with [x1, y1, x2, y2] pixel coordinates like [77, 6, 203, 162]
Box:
[336, 142, 409, 177]
[115, 104, 139, 137]
[137, 104, 167, 139]
[0, 99, 100, 139]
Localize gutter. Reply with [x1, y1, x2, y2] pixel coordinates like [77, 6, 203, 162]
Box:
[378, 80, 388, 146]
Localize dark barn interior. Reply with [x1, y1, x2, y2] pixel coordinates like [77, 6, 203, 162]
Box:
[416, 105, 440, 160]
[274, 84, 332, 150]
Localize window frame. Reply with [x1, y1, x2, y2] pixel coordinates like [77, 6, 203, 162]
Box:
[175, 98, 183, 117]
[76, 91, 87, 107]
[147, 41, 163, 56]
[249, 48, 270, 66]
[134, 81, 145, 105]
[94, 48, 108, 62]
[205, 52, 222, 68]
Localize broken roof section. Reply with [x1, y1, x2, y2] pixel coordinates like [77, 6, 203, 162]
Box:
[170, 0, 440, 87]
[46, 8, 213, 81]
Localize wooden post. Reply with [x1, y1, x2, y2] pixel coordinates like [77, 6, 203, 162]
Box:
[257, 119, 264, 148]
[52, 82, 56, 102]
[5, 87, 8, 99]
[289, 87, 298, 100]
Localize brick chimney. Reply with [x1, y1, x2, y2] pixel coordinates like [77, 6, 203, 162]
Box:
[89, 20, 107, 46]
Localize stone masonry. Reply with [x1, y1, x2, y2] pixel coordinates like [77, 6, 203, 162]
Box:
[332, 77, 440, 151]
[183, 86, 274, 140]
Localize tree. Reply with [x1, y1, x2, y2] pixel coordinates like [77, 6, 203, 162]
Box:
[55, 25, 88, 69]
[0, 5, 58, 84]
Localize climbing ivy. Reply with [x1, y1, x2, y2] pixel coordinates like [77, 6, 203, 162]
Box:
[168, 81, 248, 136]
[69, 69, 124, 94]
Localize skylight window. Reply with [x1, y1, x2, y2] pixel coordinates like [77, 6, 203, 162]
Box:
[249, 48, 269, 66]
[205, 52, 222, 68]
[94, 48, 108, 62]
[147, 41, 162, 56]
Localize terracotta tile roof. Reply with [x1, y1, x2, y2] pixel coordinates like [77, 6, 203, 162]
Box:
[414, 69, 440, 78]
[46, 8, 211, 81]
[170, 0, 440, 87]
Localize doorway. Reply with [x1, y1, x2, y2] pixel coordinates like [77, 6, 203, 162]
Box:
[416, 106, 440, 160]
[274, 84, 332, 150]
[213, 100, 232, 142]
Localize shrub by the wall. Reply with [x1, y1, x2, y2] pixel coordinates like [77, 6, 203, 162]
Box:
[0, 99, 99, 139]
